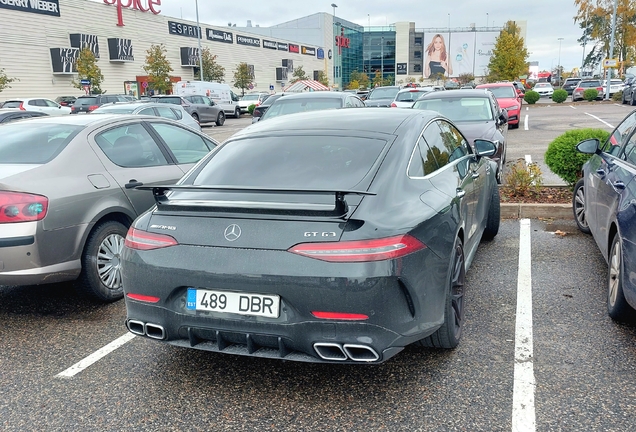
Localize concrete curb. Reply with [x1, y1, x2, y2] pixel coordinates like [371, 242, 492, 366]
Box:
[501, 203, 572, 220]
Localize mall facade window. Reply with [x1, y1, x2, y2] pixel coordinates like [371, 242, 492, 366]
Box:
[333, 19, 364, 90]
[363, 28, 396, 85]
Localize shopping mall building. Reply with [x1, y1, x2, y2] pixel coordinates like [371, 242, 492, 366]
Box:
[0, 0, 525, 99]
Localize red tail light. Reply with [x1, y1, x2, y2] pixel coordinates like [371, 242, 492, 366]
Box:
[289, 234, 425, 262]
[87, 105, 100, 111]
[126, 293, 160, 303]
[124, 227, 178, 250]
[311, 311, 368, 320]
[0, 191, 48, 223]
[19, 102, 25, 110]
[390, 102, 397, 107]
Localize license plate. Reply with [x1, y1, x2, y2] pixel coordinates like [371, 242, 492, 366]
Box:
[186, 288, 280, 318]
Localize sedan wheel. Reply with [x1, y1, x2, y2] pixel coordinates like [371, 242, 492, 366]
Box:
[607, 233, 635, 322]
[572, 178, 591, 234]
[76, 220, 127, 302]
[419, 237, 465, 349]
[216, 111, 225, 126]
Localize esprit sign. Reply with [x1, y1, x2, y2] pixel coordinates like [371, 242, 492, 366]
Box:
[103, 0, 161, 26]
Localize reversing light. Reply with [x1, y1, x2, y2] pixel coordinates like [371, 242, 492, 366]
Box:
[124, 227, 178, 250]
[289, 234, 425, 262]
[312, 311, 368, 320]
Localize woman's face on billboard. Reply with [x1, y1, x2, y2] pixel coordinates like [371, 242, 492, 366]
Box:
[434, 36, 443, 50]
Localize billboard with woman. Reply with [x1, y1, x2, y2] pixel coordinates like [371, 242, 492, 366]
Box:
[424, 33, 451, 78]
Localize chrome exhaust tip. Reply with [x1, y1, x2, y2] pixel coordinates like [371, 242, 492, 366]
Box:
[145, 323, 166, 340]
[313, 343, 347, 361]
[127, 320, 145, 336]
[343, 344, 380, 362]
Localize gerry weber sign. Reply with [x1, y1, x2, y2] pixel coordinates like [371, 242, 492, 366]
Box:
[0, 0, 60, 17]
[103, 0, 161, 27]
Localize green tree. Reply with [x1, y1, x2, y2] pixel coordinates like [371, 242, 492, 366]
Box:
[199, 48, 226, 82]
[347, 79, 360, 90]
[233, 62, 253, 96]
[315, 70, 329, 87]
[290, 65, 309, 83]
[458, 73, 475, 86]
[349, 69, 369, 89]
[72, 47, 104, 94]
[0, 68, 17, 93]
[383, 74, 394, 86]
[143, 44, 173, 94]
[372, 70, 384, 87]
[487, 21, 529, 82]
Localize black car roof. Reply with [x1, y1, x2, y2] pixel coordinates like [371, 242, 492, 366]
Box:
[232, 107, 433, 138]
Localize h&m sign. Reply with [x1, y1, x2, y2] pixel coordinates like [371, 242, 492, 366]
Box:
[70, 34, 100, 59]
[108, 38, 134, 62]
[50, 47, 78, 74]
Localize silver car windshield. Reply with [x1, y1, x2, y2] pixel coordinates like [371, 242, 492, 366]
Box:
[0, 123, 84, 164]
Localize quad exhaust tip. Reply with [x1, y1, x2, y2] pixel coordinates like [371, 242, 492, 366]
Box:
[126, 320, 166, 340]
[313, 342, 379, 362]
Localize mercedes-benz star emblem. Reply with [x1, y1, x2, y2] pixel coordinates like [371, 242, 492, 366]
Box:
[224, 224, 241, 241]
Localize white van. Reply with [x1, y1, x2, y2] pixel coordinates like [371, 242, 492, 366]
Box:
[173, 81, 242, 118]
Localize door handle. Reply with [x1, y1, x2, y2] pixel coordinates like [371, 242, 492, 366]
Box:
[472, 171, 480, 179]
[456, 189, 466, 198]
[596, 168, 606, 176]
[125, 180, 143, 189]
[613, 180, 626, 190]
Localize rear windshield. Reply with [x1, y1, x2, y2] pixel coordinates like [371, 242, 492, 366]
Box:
[413, 97, 493, 122]
[396, 90, 431, 102]
[580, 81, 601, 87]
[0, 123, 84, 164]
[263, 98, 342, 120]
[2, 101, 22, 108]
[74, 97, 97, 106]
[367, 88, 400, 100]
[152, 97, 182, 105]
[92, 106, 136, 114]
[486, 86, 517, 98]
[241, 94, 261, 101]
[191, 135, 387, 190]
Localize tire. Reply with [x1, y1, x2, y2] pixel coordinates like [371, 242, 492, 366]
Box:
[419, 237, 466, 349]
[631, 93, 636, 106]
[191, 113, 200, 124]
[75, 220, 127, 303]
[216, 111, 225, 126]
[607, 233, 635, 322]
[482, 184, 500, 240]
[234, 107, 241, 118]
[572, 178, 591, 234]
[622, 92, 627, 104]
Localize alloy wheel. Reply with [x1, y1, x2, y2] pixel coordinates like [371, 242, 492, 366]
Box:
[450, 243, 466, 338]
[609, 239, 621, 308]
[574, 186, 588, 229]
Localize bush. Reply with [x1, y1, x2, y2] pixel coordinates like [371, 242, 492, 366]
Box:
[551, 89, 568, 103]
[504, 159, 543, 197]
[524, 90, 540, 104]
[583, 88, 598, 101]
[544, 128, 610, 186]
[248, 104, 256, 115]
[612, 91, 623, 102]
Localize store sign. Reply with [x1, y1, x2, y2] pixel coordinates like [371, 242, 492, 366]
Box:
[50, 47, 78, 74]
[289, 44, 299, 54]
[0, 0, 60, 16]
[103, 0, 161, 27]
[335, 29, 350, 55]
[169, 21, 201, 38]
[263, 40, 277, 50]
[301, 46, 315, 56]
[108, 38, 134, 62]
[180, 47, 199, 67]
[70, 34, 100, 59]
[317, 48, 324, 59]
[396, 63, 407, 75]
[236, 35, 260, 47]
[206, 28, 232, 43]
[277, 42, 288, 51]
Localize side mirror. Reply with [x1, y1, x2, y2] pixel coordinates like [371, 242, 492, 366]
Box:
[576, 138, 600, 155]
[473, 139, 497, 158]
[499, 110, 509, 124]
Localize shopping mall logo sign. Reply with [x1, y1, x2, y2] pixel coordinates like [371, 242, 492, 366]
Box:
[335, 28, 350, 55]
[103, 0, 161, 26]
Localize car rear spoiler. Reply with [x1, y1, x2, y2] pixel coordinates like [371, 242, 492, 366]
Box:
[137, 185, 376, 218]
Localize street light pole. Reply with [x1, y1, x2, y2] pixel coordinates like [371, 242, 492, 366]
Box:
[557, 38, 564, 87]
[195, 0, 204, 81]
[606, 0, 618, 100]
[331, 3, 338, 88]
[448, 13, 451, 80]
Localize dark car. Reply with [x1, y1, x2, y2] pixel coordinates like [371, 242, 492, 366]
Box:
[412, 89, 508, 183]
[71, 94, 130, 114]
[0, 109, 49, 123]
[257, 92, 364, 122]
[0, 114, 219, 302]
[364, 86, 401, 107]
[251, 94, 285, 123]
[150, 95, 225, 126]
[121, 108, 500, 364]
[561, 78, 581, 96]
[55, 96, 77, 106]
[573, 109, 636, 322]
[621, 76, 636, 105]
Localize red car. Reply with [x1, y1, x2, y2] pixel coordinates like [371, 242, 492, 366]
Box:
[475, 83, 522, 129]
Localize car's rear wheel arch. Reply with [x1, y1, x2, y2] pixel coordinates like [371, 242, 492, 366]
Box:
[608, 223, 618, 261]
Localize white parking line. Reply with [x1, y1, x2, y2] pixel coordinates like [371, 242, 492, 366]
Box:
[584, 112, 614, 129]
[569, 105, 576, 109]
[512, 219, 536, 432]
[524, 114, 529, 130]
[56, 333, 135, 378]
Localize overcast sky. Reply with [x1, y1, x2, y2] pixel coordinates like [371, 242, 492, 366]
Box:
[137, 1, 590, 74]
